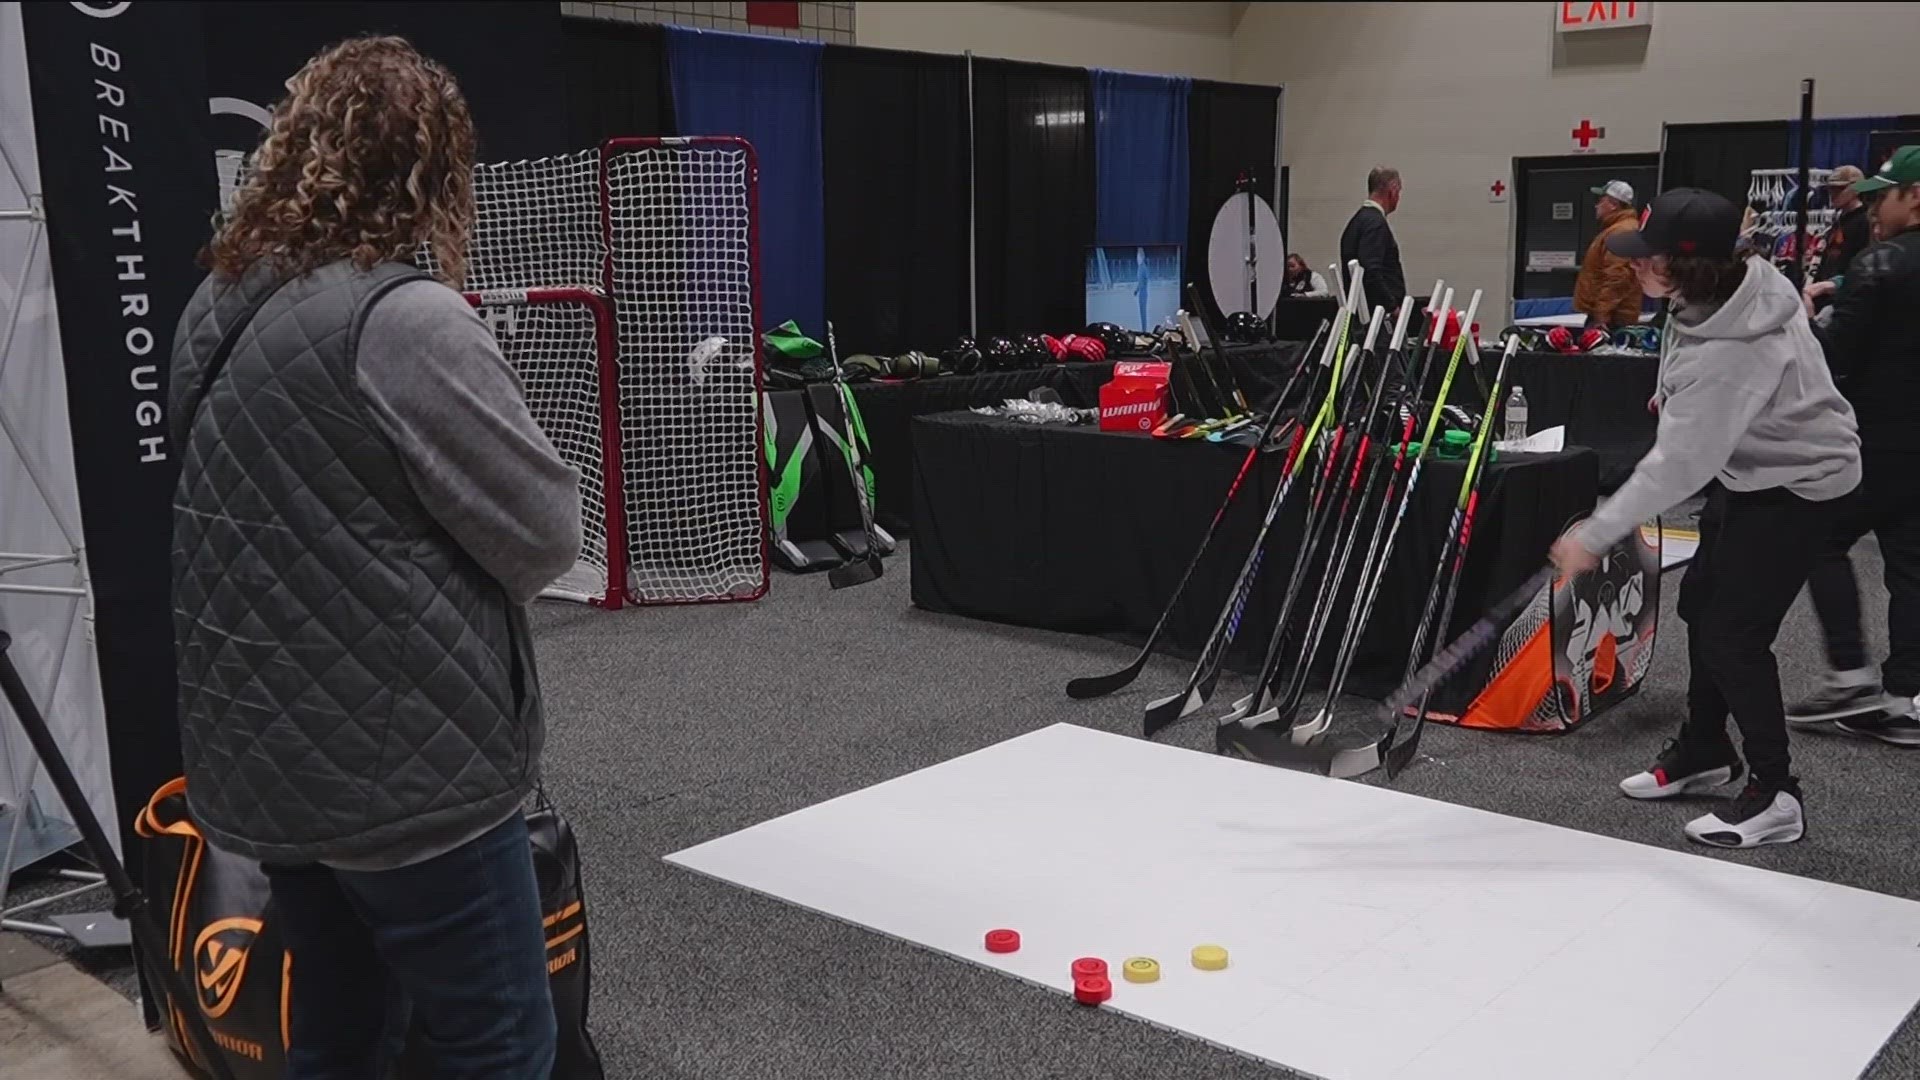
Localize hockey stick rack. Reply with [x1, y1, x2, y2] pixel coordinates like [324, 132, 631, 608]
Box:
[0, 627, 239, 1080]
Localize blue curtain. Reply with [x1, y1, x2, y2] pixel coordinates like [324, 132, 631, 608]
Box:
[666, 28, 825, 336]
[1092, 70, 1191, 247]
[1787, 116, 1888, 171]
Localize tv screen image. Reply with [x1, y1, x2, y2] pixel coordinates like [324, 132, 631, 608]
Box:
[1086, 243, 1183, 333]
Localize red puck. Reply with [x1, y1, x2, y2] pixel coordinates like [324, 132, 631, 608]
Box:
[984, 929, 1021, 954]
[1071, 957, 1108, 981]
[1074, 975, 1113, 1005]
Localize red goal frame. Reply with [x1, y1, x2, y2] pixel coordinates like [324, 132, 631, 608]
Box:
[464, 286, 629, 610]
[599, 136, 771, 605]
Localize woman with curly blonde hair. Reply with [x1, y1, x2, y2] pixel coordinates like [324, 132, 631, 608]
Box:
[170, 36, 577, 1077]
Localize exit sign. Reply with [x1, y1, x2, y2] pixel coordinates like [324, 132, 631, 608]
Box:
[1557, 1, 1653, 32]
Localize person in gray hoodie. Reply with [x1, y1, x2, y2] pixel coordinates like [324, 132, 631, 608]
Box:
[1549, 188, 1860, 849]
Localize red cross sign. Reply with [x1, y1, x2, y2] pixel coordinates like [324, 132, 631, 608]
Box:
[1489, 179, 1508, 203]
[1572, 119, 1606, 152]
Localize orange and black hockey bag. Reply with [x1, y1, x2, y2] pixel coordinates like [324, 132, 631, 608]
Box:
[137, 779, 604, 1080]
[1438, 519, 1661, 733]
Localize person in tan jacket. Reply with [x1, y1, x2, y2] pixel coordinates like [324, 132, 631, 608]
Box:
[1574, 179, 1646, 330]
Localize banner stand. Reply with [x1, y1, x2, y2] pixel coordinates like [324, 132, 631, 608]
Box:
[0, 1, 118, 950]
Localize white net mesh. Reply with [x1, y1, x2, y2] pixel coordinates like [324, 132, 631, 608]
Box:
[467, 289, 623, 608]
[422, 151, 604, 291]
[603, 140, 766, 603]
[221, 139, 768, 605]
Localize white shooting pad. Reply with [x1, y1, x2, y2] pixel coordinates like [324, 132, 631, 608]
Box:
[667, 724, 1920, 1080]
[1209, 192, 1285, 320]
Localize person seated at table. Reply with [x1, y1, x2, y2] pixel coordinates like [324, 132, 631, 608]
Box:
[1282, 253, 1331, 297]
[1550, 187, 1859, 850]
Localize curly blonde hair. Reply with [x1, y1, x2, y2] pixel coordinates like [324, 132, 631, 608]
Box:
[206, 36, 475, 287]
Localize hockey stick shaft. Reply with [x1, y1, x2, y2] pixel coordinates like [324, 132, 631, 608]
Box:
[1296, 289, 1477, 705]
[1389, 335, 1523, 772]
[824, 320, 884, 588]
[1234, 306, 1389, 720]
[1396, 327, 1508, 691]
[1320, 284, 1450, 695]
[1261, 297, 1422, 720]
[1065, 323, 1326, 698]
[1238, 287, 1449, 722]
[1188, 282, 1254, 415]
[1143, 265, 1362, 735]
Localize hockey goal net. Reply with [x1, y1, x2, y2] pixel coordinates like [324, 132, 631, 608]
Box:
[466, 288, 627, 608]
[232, 139, 771, 606]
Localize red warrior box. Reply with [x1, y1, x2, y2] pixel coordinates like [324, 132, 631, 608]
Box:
[1099, 362, 1171, 433]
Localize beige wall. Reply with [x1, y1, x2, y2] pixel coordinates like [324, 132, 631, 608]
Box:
[858, 2, 1241, 80]
[1232, 1, 1920, 321]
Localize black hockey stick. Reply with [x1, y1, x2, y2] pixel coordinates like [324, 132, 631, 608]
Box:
[1278, 289, 1483, 746]
[1187, 282, 1254, 417]
[1064, 322, 1326, 699]
[1217, 290, 1488, 770]
[1232, 296, 1416, 730]
[1288, 288, 1451, 730]
[1385, 333, 1523, 776]
[825, 320, 884, 590]
[1143, 264, 1364, 737]
[1221, 304, 1389, 726]
[1222, 284, 1447, 725]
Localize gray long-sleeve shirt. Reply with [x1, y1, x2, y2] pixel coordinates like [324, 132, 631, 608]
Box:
[357, 280, 582, 604]
[323, 279, 580, 872]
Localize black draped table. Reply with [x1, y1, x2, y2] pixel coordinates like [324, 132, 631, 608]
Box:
[1454, 351, 1659, 493]
[767, 342, 1305, 535]
[909, 411, 1598, 695]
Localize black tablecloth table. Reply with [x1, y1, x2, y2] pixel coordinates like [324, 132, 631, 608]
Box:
[1446, 351, 1658, 493]
[765, 341, 1308, 535]
[910, 411, 1599, 696]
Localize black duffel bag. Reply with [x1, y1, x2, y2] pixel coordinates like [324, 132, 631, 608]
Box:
[137, 779, 603, 1079]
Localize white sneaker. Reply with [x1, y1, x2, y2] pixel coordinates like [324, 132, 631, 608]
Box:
[1684, 782, 1805, 848]
[1618, 738, 1744, 800]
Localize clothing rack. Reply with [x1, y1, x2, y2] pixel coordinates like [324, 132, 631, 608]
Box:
[1746, 166, 1836, 274]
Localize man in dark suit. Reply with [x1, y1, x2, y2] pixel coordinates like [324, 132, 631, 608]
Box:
[1339, 166, 1407, 315]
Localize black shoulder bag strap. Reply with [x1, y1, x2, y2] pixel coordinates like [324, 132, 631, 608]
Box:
[179, 276, 294, 431]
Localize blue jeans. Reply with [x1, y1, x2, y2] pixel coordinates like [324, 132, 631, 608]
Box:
[264, 814, 556, 1080]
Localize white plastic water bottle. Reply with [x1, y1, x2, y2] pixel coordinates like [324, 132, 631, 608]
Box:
[1504, 386, 1529, 443]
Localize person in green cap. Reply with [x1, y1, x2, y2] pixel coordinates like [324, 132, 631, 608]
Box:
[1788, 146, 1920, 743]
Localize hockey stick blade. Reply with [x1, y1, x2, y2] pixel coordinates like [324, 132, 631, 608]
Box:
[1219, 564, 1558, 778]
[828, 553, 883, 589]
[1067, 654, 1152, 700]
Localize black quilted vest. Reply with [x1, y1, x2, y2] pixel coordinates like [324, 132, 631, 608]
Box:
[169, 260, 541, 864]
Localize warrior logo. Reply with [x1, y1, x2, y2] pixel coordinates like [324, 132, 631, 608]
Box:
[194, 917, 262, 1019]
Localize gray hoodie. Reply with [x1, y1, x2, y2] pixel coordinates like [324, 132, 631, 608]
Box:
[1572, 255, 1860, 553]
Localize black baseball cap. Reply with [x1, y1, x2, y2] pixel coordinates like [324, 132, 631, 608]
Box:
[1605, 187, 1741, 260]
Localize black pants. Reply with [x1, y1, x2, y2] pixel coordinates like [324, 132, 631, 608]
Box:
[1803, 452, 1920, 695]
[1679, 484, 1839, 782]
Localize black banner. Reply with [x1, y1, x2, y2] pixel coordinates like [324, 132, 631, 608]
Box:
[201, 1, 567, 166]
[22, 0, 215, 888]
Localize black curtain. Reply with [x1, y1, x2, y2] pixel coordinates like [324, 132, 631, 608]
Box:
[561, 17, 674, 149]
[203, 1, 566, 161]
[1660, 120, 1788, 203]
[821, 47, 971, 355]
[1185, 81, 1279, 330]
[972, 58, 1095, 335]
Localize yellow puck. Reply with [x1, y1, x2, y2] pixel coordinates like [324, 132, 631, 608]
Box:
[1121, 957, 1160, 984]
[1190, 944, 1229, 971]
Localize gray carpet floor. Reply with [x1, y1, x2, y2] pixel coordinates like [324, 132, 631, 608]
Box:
[526, 531, 1918, 1080]
[9, 526, 1918, 1078]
